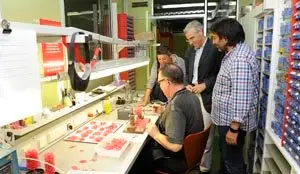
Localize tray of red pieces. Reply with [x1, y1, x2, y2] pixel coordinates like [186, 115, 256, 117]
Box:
[123, 117, 150, 134]
[94, 134, 130, 158]
[64, 121, 123, 144]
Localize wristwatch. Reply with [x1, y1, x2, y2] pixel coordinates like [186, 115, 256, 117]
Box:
[229, 127, 239, 133]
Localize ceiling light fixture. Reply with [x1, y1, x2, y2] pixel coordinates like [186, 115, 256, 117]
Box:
[161, 2, 218, 9]
[229, 1, 237, 6]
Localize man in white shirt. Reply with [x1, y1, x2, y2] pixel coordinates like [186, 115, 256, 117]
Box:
[183, 20, 223, 173]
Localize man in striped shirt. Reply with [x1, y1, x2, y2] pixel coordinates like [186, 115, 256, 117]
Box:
[210, 18, 260, 174]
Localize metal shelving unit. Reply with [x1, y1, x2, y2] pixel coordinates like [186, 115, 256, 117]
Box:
[252, 0, 300, 173]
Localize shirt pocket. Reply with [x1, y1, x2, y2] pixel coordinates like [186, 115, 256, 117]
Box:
[215, 72, 231, 96]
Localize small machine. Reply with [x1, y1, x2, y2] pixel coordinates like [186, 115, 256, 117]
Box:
[0, 144, 19, 174]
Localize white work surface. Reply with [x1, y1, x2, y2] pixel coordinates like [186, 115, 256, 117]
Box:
[39, 108, 159, 174]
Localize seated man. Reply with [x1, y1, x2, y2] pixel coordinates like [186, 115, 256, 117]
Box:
[143, 45, 186, 105]
[137, 64, 204, 173]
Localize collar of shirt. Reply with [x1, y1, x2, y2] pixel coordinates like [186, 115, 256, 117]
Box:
[223, 42, 244, 60]
[170, 88, 186, 101]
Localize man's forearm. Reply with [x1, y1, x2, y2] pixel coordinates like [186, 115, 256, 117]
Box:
[153, 133, 182, 152]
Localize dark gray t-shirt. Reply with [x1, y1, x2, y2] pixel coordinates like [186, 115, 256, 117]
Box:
[158, 88, 204, 144]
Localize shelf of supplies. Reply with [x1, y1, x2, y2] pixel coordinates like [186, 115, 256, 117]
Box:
[266, 129, 299, 172]
[280, 33, 291, 37]
[280, 17, 292, 22]
[4, 83, 127, 136]
[264, 158, 281, 174]
[40, 57, 149, 82]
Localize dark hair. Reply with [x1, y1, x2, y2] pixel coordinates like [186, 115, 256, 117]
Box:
[157, 45, 171, 56]
[160, 64, 183, 84]
[210, 18, 245, 46]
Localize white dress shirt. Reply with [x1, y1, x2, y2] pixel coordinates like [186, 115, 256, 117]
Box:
[192, 39, 207, 84]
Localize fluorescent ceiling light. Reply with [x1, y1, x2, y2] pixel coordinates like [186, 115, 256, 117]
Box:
[162, 3, 204, 9]
[162, 2, 218, 9]
[217, 9, 228, 12]
[229, 1, 237, 6]
[228, 15, 236, 18]
[208, 2, 218, 6]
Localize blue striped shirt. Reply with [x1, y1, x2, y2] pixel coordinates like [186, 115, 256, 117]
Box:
[211, 42, 259, 131]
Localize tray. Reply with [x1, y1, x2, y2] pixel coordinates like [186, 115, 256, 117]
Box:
[94, 134, 130, 158]
[64, 121, 123, 144]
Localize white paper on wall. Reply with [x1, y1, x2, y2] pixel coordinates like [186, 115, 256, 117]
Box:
[0, 28, 42, 127]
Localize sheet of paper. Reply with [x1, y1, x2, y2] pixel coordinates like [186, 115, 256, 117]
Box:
[0, 29, 42, 127]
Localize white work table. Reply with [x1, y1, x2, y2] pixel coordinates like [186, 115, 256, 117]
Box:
[39, 108, 159, 174]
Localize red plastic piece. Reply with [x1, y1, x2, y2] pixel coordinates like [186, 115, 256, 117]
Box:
[25, 149, 39, 170]
[44, 152, 55, 174]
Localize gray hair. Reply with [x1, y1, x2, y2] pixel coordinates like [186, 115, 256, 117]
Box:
[160, 64, 183, 85]
[183, 20, 203, 34]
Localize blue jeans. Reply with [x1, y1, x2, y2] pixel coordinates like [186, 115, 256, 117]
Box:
[218, 126, 246, 174]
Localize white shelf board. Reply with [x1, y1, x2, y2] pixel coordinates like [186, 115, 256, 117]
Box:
[10, 21, 71, 36]
[9, 22, 147, 46]
[4, 83, 127, 136]
[264, 158, 281, 173]
[88, 58, 149, 80]
[266, 129, 300, 172]
[266, 144, 291, 174]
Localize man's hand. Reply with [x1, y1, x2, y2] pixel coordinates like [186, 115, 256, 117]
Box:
[226, 129, 238, 145]
[186, 85, 193, 92]
[152, 104, 165, 114]
[191, 83, 206, 93]
[146, 122, 160, 138]
[78, 63, 86, 72]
